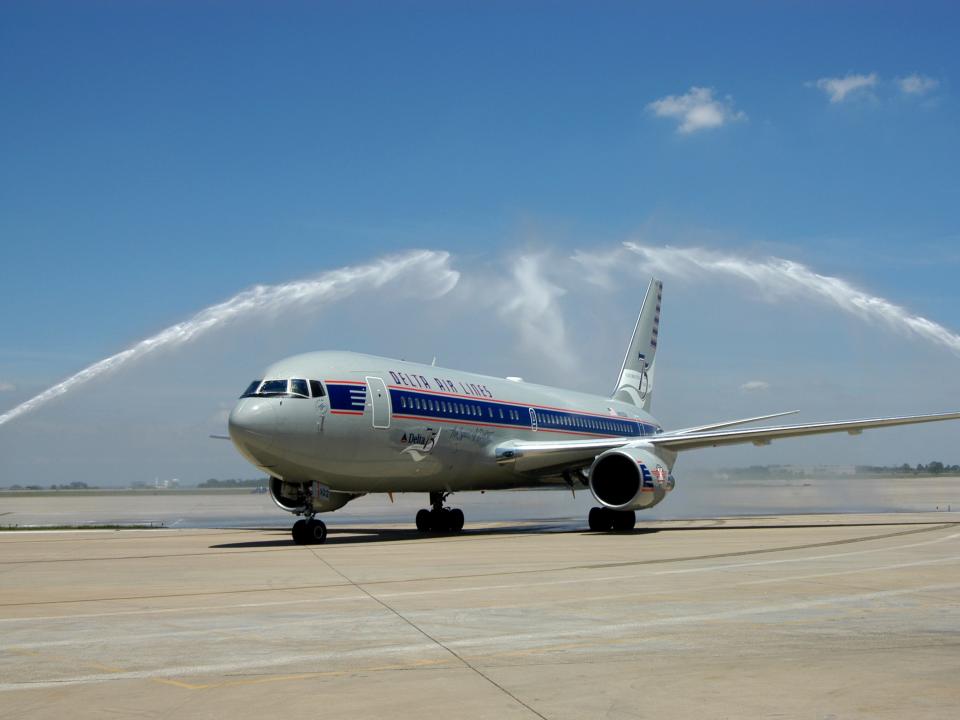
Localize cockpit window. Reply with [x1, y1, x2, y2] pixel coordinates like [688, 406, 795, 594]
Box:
[309, 380, 326, 398]
[240, 380, 263, 398]
[258, 379, 288, 396]
[289, 379, 309, 398]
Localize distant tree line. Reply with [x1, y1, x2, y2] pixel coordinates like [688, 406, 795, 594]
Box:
[722, 463, 960, 479]
[855, 462, 960, 475]
[3, 482, 98, 490]
[198, 478, 267, 488]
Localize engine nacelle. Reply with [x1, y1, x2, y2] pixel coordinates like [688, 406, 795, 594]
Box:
[269, 478, 362, 515]
[588, 445, 675, 511]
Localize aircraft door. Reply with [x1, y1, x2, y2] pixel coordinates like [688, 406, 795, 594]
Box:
[529, 407, 538, 432]
[366, 376, 391, 429]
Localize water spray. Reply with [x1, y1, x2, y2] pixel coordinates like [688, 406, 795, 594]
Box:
[625, 242, 960, 356]
[0, 250, 459, 427]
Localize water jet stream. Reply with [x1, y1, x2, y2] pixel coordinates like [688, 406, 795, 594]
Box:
[0, 250, 459, 427]
[625, 242, 960, 356]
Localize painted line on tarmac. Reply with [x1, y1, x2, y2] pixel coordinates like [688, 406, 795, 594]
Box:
[3, 581, 959, 692]
[0, 591, 367, 624]
[0, 641, 455, 692]
[738, 554, 960, 586]
[654, 532, 960, 575]
[443, 581, 960, 654]
[4, 532, 959, 624]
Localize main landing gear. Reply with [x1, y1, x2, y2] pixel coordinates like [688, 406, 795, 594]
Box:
[292, 516, 327, 545]
[415, 491, 465, 533]
[588, 506, 636, 532]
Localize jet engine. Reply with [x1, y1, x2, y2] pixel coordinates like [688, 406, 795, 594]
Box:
[588, 445, 674, 511]
[269, 478, 362, 514]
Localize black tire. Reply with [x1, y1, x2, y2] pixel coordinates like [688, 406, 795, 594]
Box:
[426, 509, 444, 532]
[292, 519, 308, 544]
[588, 507, 610, 532]
[309, 519, 328, 544]
[612, 510, 636, 532]
[416, 509, 430, 532]
[449, 508, 465, 532]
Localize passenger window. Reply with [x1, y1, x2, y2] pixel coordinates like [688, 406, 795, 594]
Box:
[290, 379, 309, 397]
[309, 380, 326, 398]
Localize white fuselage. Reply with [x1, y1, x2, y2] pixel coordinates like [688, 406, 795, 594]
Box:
[228, 351, 663, 495]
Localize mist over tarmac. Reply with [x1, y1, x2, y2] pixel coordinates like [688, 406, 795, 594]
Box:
[1, 242, 959, 488]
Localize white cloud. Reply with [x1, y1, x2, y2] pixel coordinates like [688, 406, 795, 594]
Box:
[740, 380, 770, 393]
[810, 73, 878, 103]
[896, 73, 939, 96]
[647, 87, 747, 134]
[0, 382, 15, 392]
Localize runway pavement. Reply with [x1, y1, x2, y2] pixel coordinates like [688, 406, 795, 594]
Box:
[2, 514, 959, 719]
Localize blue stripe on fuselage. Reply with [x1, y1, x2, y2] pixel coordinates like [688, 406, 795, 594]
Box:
[388, 388, 656, 438]
[328, 382, 367, 411]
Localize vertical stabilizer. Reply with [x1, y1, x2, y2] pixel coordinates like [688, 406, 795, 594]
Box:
[612, 279, 662, 411]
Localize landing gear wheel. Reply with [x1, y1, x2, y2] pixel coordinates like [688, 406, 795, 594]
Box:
[612, 510, 636, 532]
[416, 509, 431, 532]
[588, 507, 611, 532]
[415, 492, 465, 533]
[292, 519, 308, 544]
[430, 509, 449, 532]
[292, 518, 327, 544]
[588, 507, 636, 532]
[307, 518, 328, 544]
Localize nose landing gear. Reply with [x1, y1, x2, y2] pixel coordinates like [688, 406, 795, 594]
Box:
[292, 517, 327, 544]
[415, 491, 465, 533]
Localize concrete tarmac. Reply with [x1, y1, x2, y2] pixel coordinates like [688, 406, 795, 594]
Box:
[2, 514, 959, 719]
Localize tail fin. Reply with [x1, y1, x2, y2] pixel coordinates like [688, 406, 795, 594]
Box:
[612, 278, 662, 411]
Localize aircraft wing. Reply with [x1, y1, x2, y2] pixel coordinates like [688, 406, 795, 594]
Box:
[668, 410, 799, 435]
[648, 411, 960, 451]
[495, 411, 960, 474]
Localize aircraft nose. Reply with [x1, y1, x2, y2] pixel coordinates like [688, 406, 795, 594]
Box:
[228, 398, 278, 452]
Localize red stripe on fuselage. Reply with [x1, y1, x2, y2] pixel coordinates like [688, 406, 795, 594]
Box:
[387, 384, 640, 422]
[392, 413, 620, 438]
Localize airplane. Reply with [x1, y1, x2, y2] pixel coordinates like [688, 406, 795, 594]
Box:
[227, 279, 960, 544]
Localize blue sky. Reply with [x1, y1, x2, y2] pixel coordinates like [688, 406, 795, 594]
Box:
[2, 2, 959, 485]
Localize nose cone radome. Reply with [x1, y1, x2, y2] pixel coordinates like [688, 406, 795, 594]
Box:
[228, 398, 278, 459]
